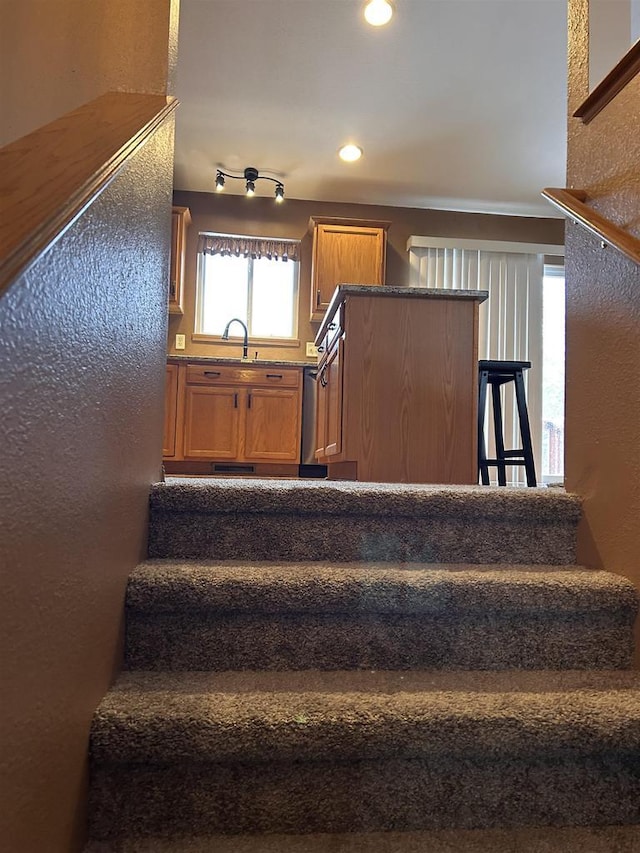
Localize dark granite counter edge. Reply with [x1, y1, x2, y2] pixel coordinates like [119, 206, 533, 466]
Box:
[167, 354, 313, 368]
[315, 284, 489, 344]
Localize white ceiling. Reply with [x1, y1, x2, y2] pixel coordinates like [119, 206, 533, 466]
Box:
[174, 0, 568, 217]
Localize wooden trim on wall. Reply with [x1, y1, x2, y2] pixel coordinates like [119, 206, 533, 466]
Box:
[573, 40, 640, 124]
[0, 91, 178, 294]
[308, 216, 392, 234]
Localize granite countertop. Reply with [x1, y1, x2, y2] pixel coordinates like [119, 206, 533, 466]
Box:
[167, 354, 312, 368]
[315, 284, 489, 344]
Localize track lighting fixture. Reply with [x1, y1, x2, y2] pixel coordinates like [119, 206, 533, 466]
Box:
[214, 166, 286, 202]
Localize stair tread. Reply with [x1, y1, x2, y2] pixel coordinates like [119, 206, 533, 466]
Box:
[84, 824, 640, 852]
[127, 561, 638, 615]
[153, 479, 581, 522]
[149, 481, 580, 563]
[91, 669, 640, 764]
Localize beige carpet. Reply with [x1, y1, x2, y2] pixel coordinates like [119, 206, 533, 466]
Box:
[88, 480, 640, 845]
[124, 561, 637, 671]
[148, 480, 582, 564]
[84, 824, 640, 852]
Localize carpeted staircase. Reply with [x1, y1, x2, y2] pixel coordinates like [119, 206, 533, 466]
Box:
[87, 479, 640, 850]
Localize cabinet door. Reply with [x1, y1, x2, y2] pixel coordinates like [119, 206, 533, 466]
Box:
[315, 361, 328, 459]
[169, 206, 191, 315]
[163, 363, 179, 457]
[183, 386, 240, 458]
[311, 225, 385, 320]
[244, 388, 301, 461]
[324, 339, 344, 457]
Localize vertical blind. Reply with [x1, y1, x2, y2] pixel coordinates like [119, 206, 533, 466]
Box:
[408, 237, 563, 485]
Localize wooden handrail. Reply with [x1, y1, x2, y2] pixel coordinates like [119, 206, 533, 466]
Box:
[0, 92, 178, 295]
[542, 188, 640, 266]
[573, 40, 640, 124]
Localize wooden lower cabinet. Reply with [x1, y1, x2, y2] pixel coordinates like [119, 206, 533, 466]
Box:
[163, 363, 179, 457]
[315, 365, 328, 459]
[166, 361, 303, 468]
[320, 339, 343, 457]
[183, 386, 240, 458]
[244, 388, 301, 461]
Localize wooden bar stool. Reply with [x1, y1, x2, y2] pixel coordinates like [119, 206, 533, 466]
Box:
[478, 360, 537, 487]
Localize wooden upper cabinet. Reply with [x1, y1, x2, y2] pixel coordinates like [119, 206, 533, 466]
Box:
[169, 206, 191, 315]
[309, 217, 390, 321]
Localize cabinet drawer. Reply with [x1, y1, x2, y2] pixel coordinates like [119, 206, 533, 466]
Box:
[247, 367, 301, 388]
[186, 363, 301, 388]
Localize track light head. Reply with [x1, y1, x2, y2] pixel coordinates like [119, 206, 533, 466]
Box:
[244, 166, 258, 196]
[275, 183, 285, 203]
[215, 171, 225, 191]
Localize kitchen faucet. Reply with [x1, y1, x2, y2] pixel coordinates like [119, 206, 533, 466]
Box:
[221, 318, 249, 360]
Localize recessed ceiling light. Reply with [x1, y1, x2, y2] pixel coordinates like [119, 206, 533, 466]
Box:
[364, 0, 394, 27]
[338, 144, 363, 163]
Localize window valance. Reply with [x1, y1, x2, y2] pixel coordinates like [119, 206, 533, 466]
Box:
[198, 234, 300, 262]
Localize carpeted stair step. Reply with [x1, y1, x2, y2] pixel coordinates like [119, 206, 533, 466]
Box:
[125, 561, 637, 671]
[148, 480, 582, 563]
[83, 823, 640, 852]
[89, 669, 640, 839]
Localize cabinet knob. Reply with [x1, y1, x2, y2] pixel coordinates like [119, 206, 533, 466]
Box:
[204, 371, 221, 377]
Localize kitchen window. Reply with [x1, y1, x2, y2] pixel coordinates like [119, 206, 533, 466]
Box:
[195, 233, 300, 341]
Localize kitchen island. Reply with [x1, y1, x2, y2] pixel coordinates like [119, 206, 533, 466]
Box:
[314, 285, 488, 484]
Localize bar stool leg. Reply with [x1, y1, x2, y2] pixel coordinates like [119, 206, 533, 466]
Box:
[514, 368, 537, 487]
[491, 379, 508, 486]
[478, 369, 490, 485]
